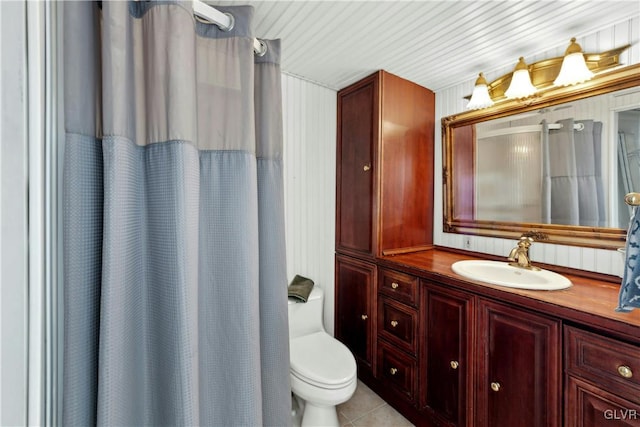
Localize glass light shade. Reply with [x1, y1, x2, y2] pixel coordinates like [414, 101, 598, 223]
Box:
[553, 52, 594, 86]
[505, 57, 536, 99]
[466, 73, 494, 110]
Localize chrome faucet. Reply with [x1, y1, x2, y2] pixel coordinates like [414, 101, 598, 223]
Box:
[508, 235, 540, 271]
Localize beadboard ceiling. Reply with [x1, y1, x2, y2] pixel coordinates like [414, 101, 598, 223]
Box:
[213, 0, 639, 92]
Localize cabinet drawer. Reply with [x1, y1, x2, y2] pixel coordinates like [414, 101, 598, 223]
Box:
[566, 326, 640, 404]
[566, 375, 640, 427]
[378, 268, 418, 306]
[377, 340, 417, 402]
[378, 296, 418, 355]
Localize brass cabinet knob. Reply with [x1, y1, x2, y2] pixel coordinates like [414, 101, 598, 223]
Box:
[361, 314, 368, 320]
[390, 320, 398, 328]
[363, 164, 371, 171]
[450, 361, 459, 370]
[618, 365, 633, 379]
[490, 382, 501, 392]
[390, 367, 398, 375]
[391, 282, 399, 289]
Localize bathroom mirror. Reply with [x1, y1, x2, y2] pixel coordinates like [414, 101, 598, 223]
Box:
[443, 64, 640, 249]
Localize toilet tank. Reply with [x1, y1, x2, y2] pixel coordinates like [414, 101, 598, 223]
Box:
[288, 286, 325, 339]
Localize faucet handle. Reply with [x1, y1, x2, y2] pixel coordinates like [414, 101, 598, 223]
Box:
[519, 236, 534, 244]
[520, 231, 548, 241]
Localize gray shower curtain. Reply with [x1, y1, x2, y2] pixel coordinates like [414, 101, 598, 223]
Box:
[541, 118, 605, 227]
[62, 2, 290, 426]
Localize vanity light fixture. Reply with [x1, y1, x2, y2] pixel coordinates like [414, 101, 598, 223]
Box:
[553, 37, 594, 86]
[466, 73, 494, 110]
[464, 42, 629, 107]
[504, 57, 537, 99]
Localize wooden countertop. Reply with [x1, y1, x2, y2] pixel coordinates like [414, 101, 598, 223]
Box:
[377, 248, 640, 343]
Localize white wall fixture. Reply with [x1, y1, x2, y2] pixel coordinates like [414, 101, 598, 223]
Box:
[466, 73, 494, 110]
[554, 38, 594, 86]
[504, 57, 537, 99]
[468, 37, 629, 106]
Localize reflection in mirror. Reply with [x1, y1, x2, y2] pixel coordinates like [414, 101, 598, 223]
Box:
[472, 90, 640, 229]
[443, 64, 640, 249]
[618, 108, 640, 225]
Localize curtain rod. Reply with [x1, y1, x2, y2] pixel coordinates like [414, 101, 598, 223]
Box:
[478, 122, 585, 139]
[192, 0, 267, 56]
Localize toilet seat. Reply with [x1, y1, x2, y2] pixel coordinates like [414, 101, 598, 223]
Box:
[290, 332, 357, 390]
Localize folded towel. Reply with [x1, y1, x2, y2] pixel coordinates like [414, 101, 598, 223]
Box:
[617, 206, 640, 312]
[288, 275, 315, 303]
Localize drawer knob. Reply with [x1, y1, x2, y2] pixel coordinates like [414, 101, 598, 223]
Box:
[618, 365, 633, 379]
[490, 382, 501, 392]
[390, 320, 398, 328]
[391, 282, 399, 289]
[390, 367, 398, 375]
[450, 360, 459, 370]
[363, 164, 371, 172]
[361, 314, 368, 320]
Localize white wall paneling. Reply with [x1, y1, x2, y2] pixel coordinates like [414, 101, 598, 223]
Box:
[0, 2, 28, 425]
[281, 74, 337, 334]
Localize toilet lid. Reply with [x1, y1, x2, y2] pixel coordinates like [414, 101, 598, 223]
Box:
[290, 332, 357, 388]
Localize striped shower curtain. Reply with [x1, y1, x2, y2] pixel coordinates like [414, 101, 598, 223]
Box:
[62, 2, 290, 425]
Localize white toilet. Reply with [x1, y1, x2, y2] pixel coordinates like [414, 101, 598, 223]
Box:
[288, 286, 357, 427]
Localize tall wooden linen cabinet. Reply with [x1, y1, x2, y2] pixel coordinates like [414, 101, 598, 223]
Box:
[334, 70, 435, 391]
[335, 70, 435, 259]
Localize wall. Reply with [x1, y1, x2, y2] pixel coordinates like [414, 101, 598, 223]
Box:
[434, 17, 640, 277]
[0, 2, 28, 425]
[281, 74, 337, 334]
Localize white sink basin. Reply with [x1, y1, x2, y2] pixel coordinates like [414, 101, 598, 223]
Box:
[451, 260, 572, 290]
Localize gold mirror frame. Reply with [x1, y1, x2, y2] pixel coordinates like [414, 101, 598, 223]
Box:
[443, 63, 640, 249]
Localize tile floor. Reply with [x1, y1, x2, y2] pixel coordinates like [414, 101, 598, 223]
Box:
[337, 380, 414, 426]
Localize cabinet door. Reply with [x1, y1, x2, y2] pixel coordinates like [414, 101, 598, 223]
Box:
[336, 75, 377, 256]
[477, 299, 561, 427]
[423, 285, 474, 427]
[377, 339, 417, 403]
[378, 71, 435, 255]
[335, 255, 375, 372]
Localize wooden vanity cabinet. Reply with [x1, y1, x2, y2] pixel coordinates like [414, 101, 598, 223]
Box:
[334, 255, 376, 378]
[335, 247, 640, 426]
[373, 271, 475, 425]
[421, 284, 560, 427]
[376, 268, 420, 404]
[421, 284, 474, 427]
[477, 299, 561, 427]
[335, 70, 435, 259]
[564, 326, 640, 427]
